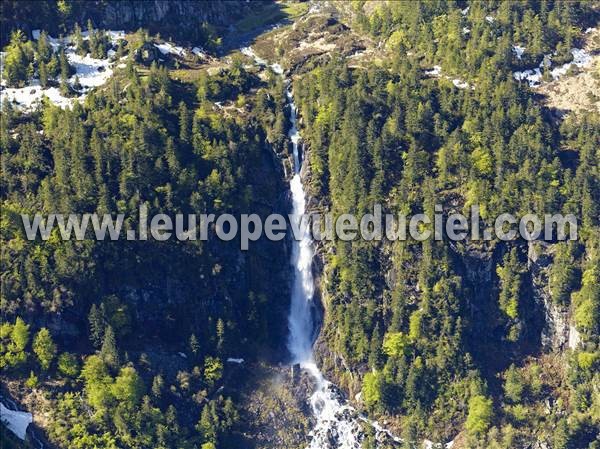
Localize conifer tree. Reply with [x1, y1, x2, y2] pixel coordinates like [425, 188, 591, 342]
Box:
[39, 60, 48, 87]
[89, 304, 106, 347]
[33, 328, 57, 371]
[101, 325, 119, 369]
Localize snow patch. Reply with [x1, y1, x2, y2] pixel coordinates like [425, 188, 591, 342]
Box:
[67, 52, 113, 88]
[309, 3, 322, 14]
[226, 358, 244, 364]
[240, 46, 267, 66]
[515, 47, 593, 87]
[513, 45, 525, 60]
[0, 403, 32, 440]
[106, 30, 126, 43]
[425, 65, 471, 89]
[240, 46, 283, 74]
[486, 16, 495, 24]
[1, 83, 76, 110]
[155, 42, 186, 57]
[426, 65, 442, 77]
[463, 27, 471, 35]
[270, 63, 284, 75]
[550, 48, 592, 79]
[192, 47, 206, 58]
[2, 29, 127, 110]
[513, 67, 542, 87]
[452, 79, 470, 89]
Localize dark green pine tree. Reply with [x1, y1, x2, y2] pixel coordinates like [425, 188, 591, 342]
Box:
[178, 101, 190, 144]
[101, 325, 119, 369]
[189, 333, 201, 358]
[88, 304, 106, 347]
[59, 49, 70, 95]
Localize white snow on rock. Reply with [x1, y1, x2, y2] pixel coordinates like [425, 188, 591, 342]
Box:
[270, 63, 284, 75]
[422, 437, 456, 449]
[1, 82, 76, 110]
[105, 30, 126, 43]
[463, 27, 471, 35]
[486, 16, 496, 24]
[240, 46, 283, 74]
[155, 42, 186, 57]
[2, 29, 127, 111]
[425, 65, 471, 89]
[240, 46, 268, 66]
[0, 403, 32, 440]
[550, 48, 592, 79]
[426, 65, 442, 76]
[67, 52, 113, 88]
[192, 47, 206, 58]
[514, 47, 592, 87]
[461, 6, 470, 15]
[513, 67, 542, 87]
[80, 29, 125, 44]
[585, 27, 597, 34]
[31, 30, 63, 51]
[452, 78, 470, 89]
[226, 357, 244, 364]
[513, 45, 525, 60]
[309, 3, 322, 14]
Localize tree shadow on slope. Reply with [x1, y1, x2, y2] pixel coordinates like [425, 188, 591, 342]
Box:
[451, 242, 544, 395]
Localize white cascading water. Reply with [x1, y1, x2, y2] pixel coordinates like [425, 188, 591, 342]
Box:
[242, 45, 404, 449]
[286, 89, 366, 449]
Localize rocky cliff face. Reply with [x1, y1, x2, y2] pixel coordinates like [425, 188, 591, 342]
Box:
[91, 1, 247, 33]
[528, 241, 581, 352]
[1, 0, 251, 44]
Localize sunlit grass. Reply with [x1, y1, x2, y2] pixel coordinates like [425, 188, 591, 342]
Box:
[234, 1, 309, 33]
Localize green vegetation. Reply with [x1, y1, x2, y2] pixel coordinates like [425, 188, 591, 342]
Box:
[1, 29, 72, 89]
[32, 328, 57, 371]
[1, 1, 599, 448]
[465, 395, 493, 437]
[294, 1, 599, 446]
[1, 15, 290, 448]
[233, 1, 309, 33]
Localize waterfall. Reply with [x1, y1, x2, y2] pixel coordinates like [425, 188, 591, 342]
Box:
[242, 45, 404, 449]
[285, 88, 366, 449]
[286, 90, 315, 365]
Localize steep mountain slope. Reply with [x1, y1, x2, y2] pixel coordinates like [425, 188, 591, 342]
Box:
[275, 2, 600, 448]
[1, 1, 600, 449]
[1, 8, 294, 448]
[0, 0, 254, 47]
